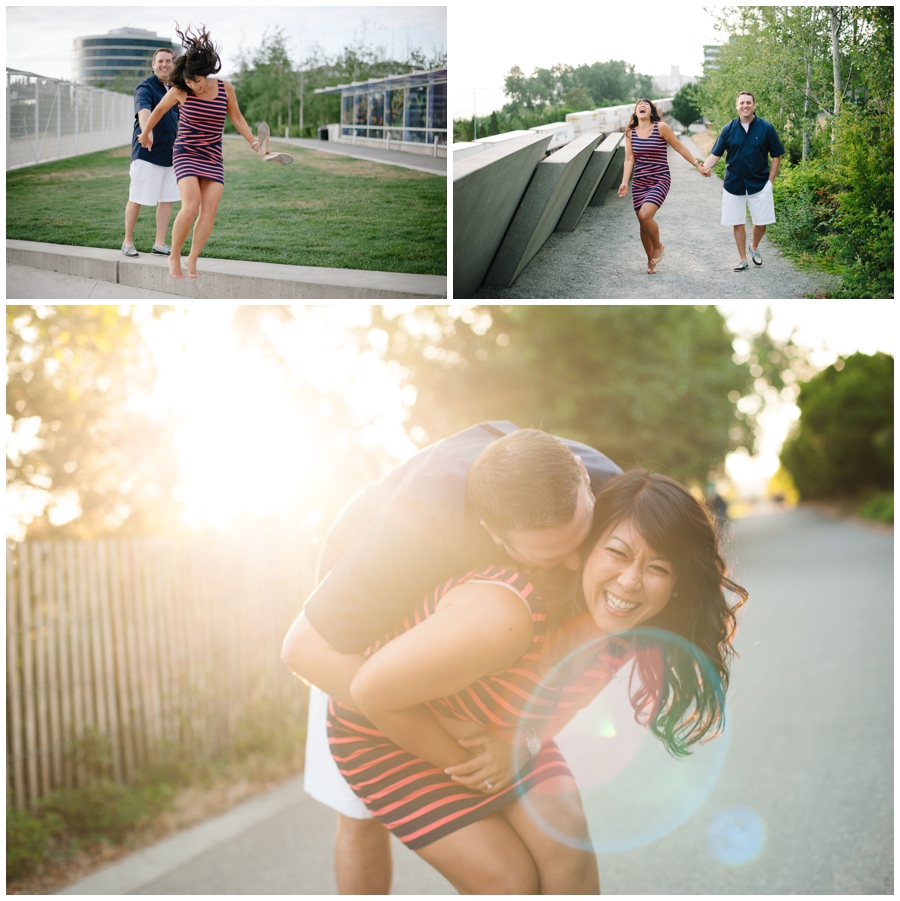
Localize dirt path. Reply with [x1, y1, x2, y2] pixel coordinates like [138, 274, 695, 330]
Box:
[474, 133, 840, 300]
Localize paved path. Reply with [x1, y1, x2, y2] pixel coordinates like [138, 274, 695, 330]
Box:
[474, 135, 840, 300]
[277, 136, 447, 176]
[6, 263, 186, 299]
[59, 507, 892, 894]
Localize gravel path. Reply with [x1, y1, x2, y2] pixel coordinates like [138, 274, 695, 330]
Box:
[474, 134, 840, 300]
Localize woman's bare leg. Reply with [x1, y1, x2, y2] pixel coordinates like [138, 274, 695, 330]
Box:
[414, 812, 540, 894]
[170, 177, 201, 278]
[501, 775, 600, 894]
[637, 202, 663, 269]
[185, 179, 224, 277]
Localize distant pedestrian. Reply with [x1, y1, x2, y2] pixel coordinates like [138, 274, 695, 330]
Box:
[138, 24, 265, 279]
[618, 99, 707, 274]
[122, 48, 180, 258]
[700, 92, 785, 272]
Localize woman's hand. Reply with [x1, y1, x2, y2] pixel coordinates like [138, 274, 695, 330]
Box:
[444, 729, 521, 793]
[617, 182, 628, 198]
[138, 129, 153, 150]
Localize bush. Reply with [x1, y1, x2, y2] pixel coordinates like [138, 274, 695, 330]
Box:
[6, 808, 66, 882]
[859, 491, 893, 523]
[769, 158, 836, 259]
[39, 780, 146, 844]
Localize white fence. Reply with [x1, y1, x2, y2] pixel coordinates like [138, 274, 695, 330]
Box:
[6, 69, 134, 170]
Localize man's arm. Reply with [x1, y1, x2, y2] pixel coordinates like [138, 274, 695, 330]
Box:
[769, 155, 781, 182]
[281, 611, 364, 707]
[701, 152, 721, 176]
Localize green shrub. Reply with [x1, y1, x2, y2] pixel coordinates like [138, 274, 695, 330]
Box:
[859, 491, 894, 523]
[39, 780, 146, 843]
[6, 808, 65, 881]
[769, 158, 835, 258]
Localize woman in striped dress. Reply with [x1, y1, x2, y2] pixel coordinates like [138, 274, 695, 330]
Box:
[139, 25, 261, 279]
[328, 469, 747, 893]
[618, 99, 706, 273]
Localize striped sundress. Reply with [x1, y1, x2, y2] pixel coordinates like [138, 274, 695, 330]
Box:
[172, 79, 228, 184]
[630, 121, 671, 211]
[327, 565, 633, 849]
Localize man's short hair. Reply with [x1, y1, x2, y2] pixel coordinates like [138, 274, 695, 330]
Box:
[152, 48, 174, 63]
[737, 91, 755, 102]
[467, 429, 589, 534]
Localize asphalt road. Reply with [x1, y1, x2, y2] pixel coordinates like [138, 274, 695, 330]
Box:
[473, 134, 841, 300]
[61, 506, 892, 894]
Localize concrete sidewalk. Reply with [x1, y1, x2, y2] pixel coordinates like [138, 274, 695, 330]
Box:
[59, 774, 454, 895]
[277, 136, 447, 176]
[6, 240, 447, 300]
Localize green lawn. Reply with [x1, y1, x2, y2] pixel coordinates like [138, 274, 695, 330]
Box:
[6, 139, 447, 276]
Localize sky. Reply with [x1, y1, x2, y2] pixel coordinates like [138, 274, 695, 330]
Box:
[6, 4, 447, 82]
[451, 2, 725, 120]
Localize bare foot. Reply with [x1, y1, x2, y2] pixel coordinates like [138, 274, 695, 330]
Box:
[652, 244, 665, 265]
[185, 256, 199, 279]
[168, 255, 184, 279]
[647, 258, 657, 274]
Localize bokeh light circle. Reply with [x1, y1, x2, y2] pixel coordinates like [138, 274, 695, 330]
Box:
[514, 628, 731, 853]
[707, 805, 766, 864]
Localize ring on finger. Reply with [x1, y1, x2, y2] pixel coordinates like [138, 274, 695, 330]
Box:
[483, 780, 494, 790]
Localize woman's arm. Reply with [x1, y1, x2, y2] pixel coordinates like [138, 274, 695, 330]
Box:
[658, 122, 704, 171]
[223, 80, 259, 152]
[350, 581, 534, 772]
[617, 129, 634, 197]
[138, 88, 181, 148]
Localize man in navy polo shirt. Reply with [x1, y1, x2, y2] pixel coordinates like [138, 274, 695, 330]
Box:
[122, 48, 180, 258]
[701, 91, 785, 272]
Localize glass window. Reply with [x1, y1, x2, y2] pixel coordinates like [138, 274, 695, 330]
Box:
[429, 82, 447, 144]
[405, 84, 427, 143]
[386, 88, 404, 141]
[369, 90, 384, 138]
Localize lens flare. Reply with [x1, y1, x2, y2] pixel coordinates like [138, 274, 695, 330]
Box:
[707, 806, 766, 864]
[515, 628, 730, 852]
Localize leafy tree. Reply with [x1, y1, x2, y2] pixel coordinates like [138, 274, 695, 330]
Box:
[671, 82, 702, 130]
[365, 306, 750, 485]
[780, 352, 893, 498]
[6, 306, 181, 540]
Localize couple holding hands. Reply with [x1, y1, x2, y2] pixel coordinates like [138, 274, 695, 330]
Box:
[618, 92, 785, 274]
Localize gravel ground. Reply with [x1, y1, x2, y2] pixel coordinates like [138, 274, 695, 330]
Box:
[474, 134, 841, 300]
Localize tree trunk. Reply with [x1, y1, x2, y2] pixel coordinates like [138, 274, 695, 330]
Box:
[830, 7, 842, 114]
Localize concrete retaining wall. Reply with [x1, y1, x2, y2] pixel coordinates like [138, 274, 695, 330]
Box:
[556, 132, 624, 232]
[483, 132, 600, 288]
[453, 132, 550, 299]
[589, 139, 626, 206]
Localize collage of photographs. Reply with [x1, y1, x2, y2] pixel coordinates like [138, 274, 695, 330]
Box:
[4, 4, 894, 898]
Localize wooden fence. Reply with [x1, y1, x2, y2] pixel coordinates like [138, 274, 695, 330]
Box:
[6, 534, 316, 812]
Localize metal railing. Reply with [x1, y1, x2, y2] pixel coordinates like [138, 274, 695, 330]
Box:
[7, 69, 134, 170]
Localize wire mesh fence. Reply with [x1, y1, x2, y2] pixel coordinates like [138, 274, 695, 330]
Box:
[7, 69, 134, 170]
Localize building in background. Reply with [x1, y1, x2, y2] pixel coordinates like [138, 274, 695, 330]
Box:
[314, 68, 447, 156]
[73, 27, 180, 87]
[651, 66, 696, 95]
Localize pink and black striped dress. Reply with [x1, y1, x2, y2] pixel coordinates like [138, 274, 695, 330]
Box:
[327, 565, 633, 849]
[630, 121, 671, 211]
[172, 79, 228, 184]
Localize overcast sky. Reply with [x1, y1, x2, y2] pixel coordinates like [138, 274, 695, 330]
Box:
[451, 2, 725, 119]
[6, 4, 447, 82]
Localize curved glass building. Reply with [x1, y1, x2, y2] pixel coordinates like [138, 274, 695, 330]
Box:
[316, 68, 447, 151]
[73, 27, 180, 86]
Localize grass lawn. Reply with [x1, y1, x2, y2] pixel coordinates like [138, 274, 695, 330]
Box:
[6, 138, 446, 276]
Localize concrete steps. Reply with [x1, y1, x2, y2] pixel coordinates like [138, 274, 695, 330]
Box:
[7, 240, 447, 300]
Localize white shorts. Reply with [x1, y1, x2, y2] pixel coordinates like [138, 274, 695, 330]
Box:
[128, 159, 180, 206]
[721, 180, 776, 226]
[303, 685, 372, 819]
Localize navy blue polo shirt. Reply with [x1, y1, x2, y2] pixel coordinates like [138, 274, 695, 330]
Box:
[711, 115, 785, 196]
[131, 74, 179, 167]
[302, 421, 622, 653]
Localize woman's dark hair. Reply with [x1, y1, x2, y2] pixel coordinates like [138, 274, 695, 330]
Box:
[170, 24, 221, 93]
[569, 468, 748, 757]
[627, 98, 661, 130]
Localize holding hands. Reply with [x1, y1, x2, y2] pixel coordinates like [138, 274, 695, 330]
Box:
[138, 129, 153, 150]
